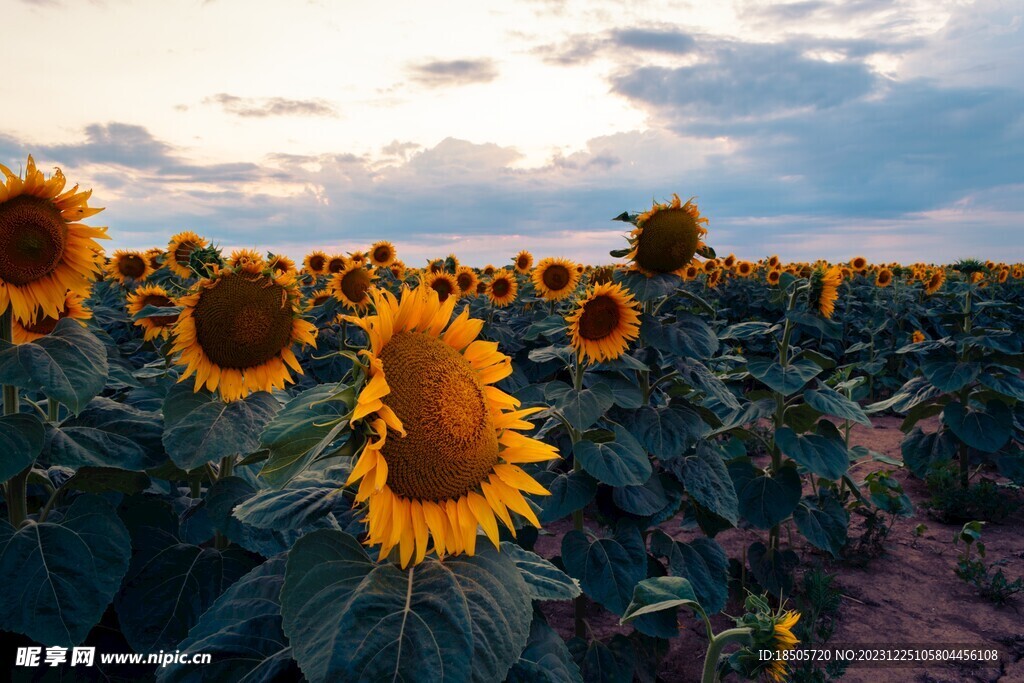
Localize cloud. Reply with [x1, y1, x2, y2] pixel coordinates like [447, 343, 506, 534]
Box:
[534, 26, 697, 65]
[205, 93, 338, 118]
[407, 59, 499, 87]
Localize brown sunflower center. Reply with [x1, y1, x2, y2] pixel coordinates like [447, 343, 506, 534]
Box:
[431, 278, 454, 302]
[192, 272, 294, 369]
[378, 331, 499, 501]
[340, 268, 371, 304]
[142, 294, 177, 327]
[373, 246, 391, 263]
[22, 309, 65, 336]
[272, 259, 289, 273]
[457, 272, 475, 291]
[634, 209, 701, 274]
[578, 295, 620, 340]
[517, 255, 530, 269]
[328, 258, 346, 273]
[541, 264, 571, 291]
[491, 278, 511, 297]
[118, 253, 148, 279]
[174, 240, 198, 267]
[0, 195, 68, 286]
[309, 254, 326, 271]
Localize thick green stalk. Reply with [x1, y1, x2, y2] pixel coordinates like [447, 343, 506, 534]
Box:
[701, 627, 753, 683]
[2, 308, 29, 526]
[571, 356, 586, 638]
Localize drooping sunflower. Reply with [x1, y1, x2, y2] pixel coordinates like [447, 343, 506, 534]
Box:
[765, 610, 801, 683]
[809, 266, 843, 319]
[228, 248, 264, 271]
[166, 231, 208, 279]
[327, 254, 347, 274]
[513, 250, 533, 274]
[0, 155, 108, 323]
[454, 266, 479, 297]
[106, 249, 154, 285]
[875, 268, 893, 288]
[486, 270, 518, 307]
[425, 271, 459, 303]
[13, 290, 92, 344]
[267, 253, 297, 276]
[331, 262, 377, 310]
[126, 284, 179, 341]
[706, 268, 722, 288]
[925, 269, 945, 295]
[369, 240, 396, 268]
[532, 257, 580, 302]
[343, 285, 559, 567]
[566, 282, 641, 364]
[303, 250, 329, 276]
[145, 248, 164, 272]
[625, 194, 708, 277]
[170, 265, 317, 402]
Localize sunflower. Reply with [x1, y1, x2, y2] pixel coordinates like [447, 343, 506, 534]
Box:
[850, 256, 868, 272]
[171, 264, 317, 402]
[228, 248, 264, 271]
[348, 251, 367, 267]
[453, 266, 479, 297]
[998, 269, 1009, 283]
[145, 248, 164, 271]
[343, 285, 559, 567]
[267, 253, 296, 276]
[766, 269, 781, 286]
[875, 268, 893, 288]
[482, 264, 496, 277]
[331, 262, 377, 310]
[683, 264, 700, 280]
[912, 330, 926, 343]
[736, 261, 754, 277]
[0, 155, 107, 323]
[327, 254, 347, 274]
[706, 268, 722, 288]
[13, 291, 92, 344]
[486, 271, 518, 307]
[513, 250, 533, 274]
[703, 258, 719, 273]
[427, 258, 445, 274]
[768, 254, 780, 268]
[475, 280, 488, 296]
[532, 257, 580, 302]
[389, 260, 407, 280]
[303, 250, 329, 276]
[106, 249, 153, 285]
[566, 282, 641, 364]
[307, 288, 332, 308]
[925, 269, 945, 295]
[809, 266, 842, 319]
[723, 253, 736, 268]
[126, 284, 179, 342]
[426, 271, 459, 303]
[625, 194, 708, 277]
[368, 240, 396, 268]
[166, 231, 208, 279]
[766, 610, 801, 683]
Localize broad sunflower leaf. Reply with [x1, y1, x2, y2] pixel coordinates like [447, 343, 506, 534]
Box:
[0, 413, 44, 484]
[507, 615, 583, 683]
[545, 381, 615, 432]
[561, 524, 646, 616]
[803, 384, 870, 426]
[573, 423, 651, 486]
[621, 576, 703, 624]
[943, 400, 1012, 453]
[747, 541, 799, 597]
[901, 427, 957, 478]
[624, 403, 707, 458]
[747, 357, 821, 396]
[640, 312, 719, 358]
[535, 470, 597, 524]
[0, 495, 130, 647]
[775, 421, 850, 480]
[649, 531, 729, 615]
[44, 397, 165, 471]
[793, 491, 849, 557]
[503, 543, 580, 601]
[666, 441, 739, 526]
[728, 459, 802, 529]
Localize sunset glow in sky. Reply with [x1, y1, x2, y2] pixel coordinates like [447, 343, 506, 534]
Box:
[2, 0, 1022, 265]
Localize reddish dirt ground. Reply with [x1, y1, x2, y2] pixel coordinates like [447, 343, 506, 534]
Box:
[537, 416, 1024, 682]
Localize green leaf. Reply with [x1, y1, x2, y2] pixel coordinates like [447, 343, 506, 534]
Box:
[747, 541, 799, 597]
[0, 413, 44, 483]
[612, 473, 671, 517]
[803, 384, 870, 426]
[621, 576, 703, 624]
[720, 322, 777, 340]
[640, 312, 719, 358]
[232, 478, 341, 531]
[64, 466, 151, 494]
[44, 397, 165, 471]
[573, 424, 651, 486]
[729, 459, 802, 529]
[943, 400, 1012, 453]
[650, 531, 729, 614]
[0, 495, 129, 646]
[206, 476, 303, 557]
[921, 357, 980, 392]
[503, 543, 580, 601]
[0, 318, 108, 414]
[536, 470, 597, 524]
[978, 372, 1024, 401]
[901, 427, 957, 478]
[162, 384, 280, 470]
[775, 422, 850, 480]
[507, 616, 583, 683]
[793, 491, 849, 557]
[281, 529, 531, 683]
[786, 310, 842, 339]
[867, 376, 943, 414]
[613, 270, 681, 302]
[259, 383, 351, 488]
[562, 525, 646, 616]
[156, 557, 300, 683]
[747, 358, 821, 396]
[625, 404, 707, 458]
[545, 381, 614, 432]
[667, 441, 739, 525]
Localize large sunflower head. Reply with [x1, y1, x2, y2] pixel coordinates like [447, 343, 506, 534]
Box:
[808, 265, 843, 319]
[486, 270, 518, 307]
[106, 249, 153, 285]
[425, 271, 459, 303]
[331, 262, 377, 310]
[532, 257, 580, 302]
[170, 264, 317, 402]
[303, 250, 329, 276]
[369, 241, 397, 268]
[13, 290, 92, 344]
[513, 250, 533, 274]
[343, 285, 559, 567]
[625, 194, 708, 277]
[126, 283, 179, 342]
[454, 266, 479, 297]
[166, 231, 209, 279]
[0, 155, 108, 323]
[566, 282, 641, 364]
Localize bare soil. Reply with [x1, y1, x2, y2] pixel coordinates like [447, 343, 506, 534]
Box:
[536, 416, 1024, 682]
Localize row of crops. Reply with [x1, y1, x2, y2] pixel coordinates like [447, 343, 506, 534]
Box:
[1, 157, 1022, 682]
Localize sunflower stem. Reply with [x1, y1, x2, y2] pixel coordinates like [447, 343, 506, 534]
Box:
[702, 627, 753, 683]
[2, 307, 30, 527]
[219, 455, 234, 480]
[571, 355, 587, 638]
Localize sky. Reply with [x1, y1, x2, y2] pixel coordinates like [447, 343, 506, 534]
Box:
[2, 0, 1022, 266]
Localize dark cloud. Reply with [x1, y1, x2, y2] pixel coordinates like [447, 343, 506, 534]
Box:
[610, 28, 697, 54]
[407, 59, 499, 87]
[535, 26, 697, 65]
[205, 94, 337, 118]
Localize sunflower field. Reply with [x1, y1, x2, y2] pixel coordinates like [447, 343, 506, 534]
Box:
[1, 157, 1023, 682]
